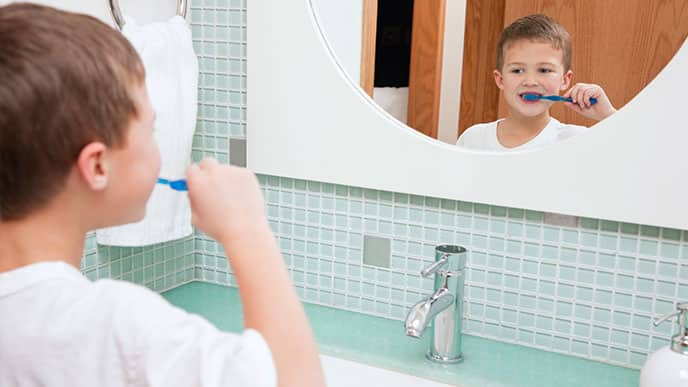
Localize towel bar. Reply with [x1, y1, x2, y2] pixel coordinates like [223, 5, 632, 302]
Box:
[109, 0, 187, 29]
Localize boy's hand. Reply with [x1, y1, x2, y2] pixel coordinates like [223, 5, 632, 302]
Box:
[563, 83, 616, 121]
[185, 158, 270, 244]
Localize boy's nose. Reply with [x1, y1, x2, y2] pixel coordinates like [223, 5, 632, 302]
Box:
[522, 76, 538, 86]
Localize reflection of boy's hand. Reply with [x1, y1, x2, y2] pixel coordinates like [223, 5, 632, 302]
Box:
[186, 158, 269, 244]
[563, 83, 616, 121]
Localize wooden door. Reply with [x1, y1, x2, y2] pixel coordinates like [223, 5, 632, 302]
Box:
[458, 0, 688, 136]
[457, 0, 506, 140]
[407, 0, 446, 139]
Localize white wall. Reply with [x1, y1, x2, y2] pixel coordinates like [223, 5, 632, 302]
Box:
[310, 0, 364, 84]
[0, 0, 181, 26]
[437, 0, 466, 145]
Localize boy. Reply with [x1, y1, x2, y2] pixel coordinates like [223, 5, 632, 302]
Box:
[0, 4, 324, 387]
[457, 14, 617, 151]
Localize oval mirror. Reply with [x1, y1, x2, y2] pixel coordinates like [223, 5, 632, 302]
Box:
[311, 0, 688, 148]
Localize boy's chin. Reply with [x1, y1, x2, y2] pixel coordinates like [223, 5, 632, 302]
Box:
[515, 106, 549, 117]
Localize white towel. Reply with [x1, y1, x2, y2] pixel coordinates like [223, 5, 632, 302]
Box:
[373, 87, 409, 124]
[96, 15, 198, 247]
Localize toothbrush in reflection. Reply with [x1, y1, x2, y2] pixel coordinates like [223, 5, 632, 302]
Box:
[523, 93, 597, 105]
[157, 178, 187, 191]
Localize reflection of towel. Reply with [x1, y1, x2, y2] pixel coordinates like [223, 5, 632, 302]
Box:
[96, 15, 198, 246]
[373, 87, 409, 124]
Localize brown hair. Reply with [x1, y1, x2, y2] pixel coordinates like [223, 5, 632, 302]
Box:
[496, 14, 572, 72]
[0, 3, 145, 221]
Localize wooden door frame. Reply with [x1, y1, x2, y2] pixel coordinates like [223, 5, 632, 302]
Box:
[360, 0, 378, 97]
[407, 0, 446, 139]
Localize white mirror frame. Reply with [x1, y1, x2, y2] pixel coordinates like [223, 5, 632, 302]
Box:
[248, 0, 688, 230]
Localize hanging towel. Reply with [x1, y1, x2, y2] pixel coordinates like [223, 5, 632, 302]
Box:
[96, 15, 198, 247]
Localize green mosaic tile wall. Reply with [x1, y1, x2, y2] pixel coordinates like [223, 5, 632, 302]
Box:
[193, 172, 688, 369]
[150, 0, 688, 370]
[80, 233, 195, 292]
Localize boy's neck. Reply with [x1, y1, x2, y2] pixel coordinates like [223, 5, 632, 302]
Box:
[497, 110, 552, 148]
[0, 207, 86, 273]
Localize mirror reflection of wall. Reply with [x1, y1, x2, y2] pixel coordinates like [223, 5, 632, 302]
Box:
[310, 0, 363, 83]
[313, 0, 688, 147]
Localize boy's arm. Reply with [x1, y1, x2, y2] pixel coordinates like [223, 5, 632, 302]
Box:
[186, 158, 324, 387]
[563, 82, 617, 122]
[222, 226, 323, 387]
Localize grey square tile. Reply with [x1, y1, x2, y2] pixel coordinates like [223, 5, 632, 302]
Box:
[363, 235, 391, 268]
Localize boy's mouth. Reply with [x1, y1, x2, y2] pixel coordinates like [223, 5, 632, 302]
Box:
[519, 92, 542, 103]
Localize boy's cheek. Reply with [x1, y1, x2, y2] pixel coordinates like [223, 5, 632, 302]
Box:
[154, 147, 162, 176]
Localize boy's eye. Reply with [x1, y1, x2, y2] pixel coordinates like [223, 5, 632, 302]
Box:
[510, 68, 523, 74]
[538, 68, 553, 73]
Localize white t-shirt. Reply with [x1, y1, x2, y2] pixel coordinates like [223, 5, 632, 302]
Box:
[456, 118, 588, 151]
[0, 261, 276, 387]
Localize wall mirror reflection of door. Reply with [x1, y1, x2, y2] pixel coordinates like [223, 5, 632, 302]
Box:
[312, 0, 688, 146]
[359, 0, 462, 143]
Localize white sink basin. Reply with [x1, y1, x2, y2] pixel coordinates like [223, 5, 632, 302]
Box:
[321, 355, 454, 387]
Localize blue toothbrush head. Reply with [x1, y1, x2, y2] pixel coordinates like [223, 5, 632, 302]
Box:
[157, 177, 188, 191]
[169, 179, 187, 191]
[522, 93, 542, 101]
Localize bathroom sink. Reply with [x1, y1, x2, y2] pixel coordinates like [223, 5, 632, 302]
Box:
[163, 282, 640, 387]
[321, 355, 454, 387]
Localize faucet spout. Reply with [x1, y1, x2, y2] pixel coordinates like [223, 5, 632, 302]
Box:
[405, 287, 454, 338]
[405, 245, 467, 363]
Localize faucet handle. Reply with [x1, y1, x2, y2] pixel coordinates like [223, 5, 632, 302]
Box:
[420, 254, 449, 277]
[653, 302, 688, 327]
[654, 311, 680, 327]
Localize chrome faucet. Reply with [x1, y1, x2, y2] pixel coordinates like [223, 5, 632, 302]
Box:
[405, 245, 467, 363]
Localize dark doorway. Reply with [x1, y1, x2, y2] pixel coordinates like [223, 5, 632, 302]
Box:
[374, 0, 414, 87]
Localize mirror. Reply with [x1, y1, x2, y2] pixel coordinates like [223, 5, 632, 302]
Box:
[247, 0, 688, 229]
[311, 0, 688, 148]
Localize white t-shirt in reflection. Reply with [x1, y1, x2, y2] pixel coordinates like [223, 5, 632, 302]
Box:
[456, 118, 588, 151]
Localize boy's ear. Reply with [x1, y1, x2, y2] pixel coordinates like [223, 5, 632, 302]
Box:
[561, 70, 573, 90]
[76, 142, 109, 191]
[493, 69, 504, 90]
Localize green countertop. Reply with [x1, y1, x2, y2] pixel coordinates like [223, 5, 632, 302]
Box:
[162, 281, 639, 387]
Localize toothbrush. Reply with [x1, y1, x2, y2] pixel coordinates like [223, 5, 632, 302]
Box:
[157, 177, 188, 191]
[523, 93, 597, 105]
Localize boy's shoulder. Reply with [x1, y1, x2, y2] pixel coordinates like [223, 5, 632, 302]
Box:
[0, 262, 277, 386]
[548, 118, 589, 141]
[0, 261, 178, 328]
[456, 120, 501, 147]
[464, 120, 500, 134]
[90, 277, 191, 329]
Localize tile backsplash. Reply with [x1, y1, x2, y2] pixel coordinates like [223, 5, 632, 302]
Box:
[81, 232, 194, 292]
[243, 178, 685, 369]
[83, 0, 688, 371]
